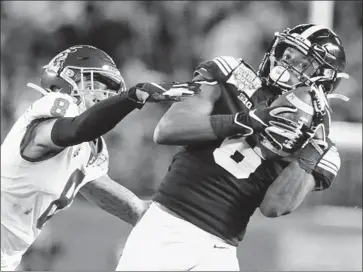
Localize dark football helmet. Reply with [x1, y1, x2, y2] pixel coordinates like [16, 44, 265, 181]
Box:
[34, 45, 126, 99]
[257, 24, 349, 94]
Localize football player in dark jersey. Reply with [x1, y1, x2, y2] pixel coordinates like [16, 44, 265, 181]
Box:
[115, 24, 348, 271]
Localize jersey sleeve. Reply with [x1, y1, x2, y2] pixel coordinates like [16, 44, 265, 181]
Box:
[311, 138, 341, 191]
[193, 56, 243, 82]
[24, 92, 79, 121]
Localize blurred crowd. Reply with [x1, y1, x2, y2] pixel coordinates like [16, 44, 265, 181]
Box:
[1, 1, 362, 196]
[1, 2, 362, 271]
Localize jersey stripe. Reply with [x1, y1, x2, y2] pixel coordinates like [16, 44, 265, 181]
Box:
[213, 56, 241, 76]
[213, 58, 229, 76]
[216, 57, 233, 73]
[317, 162, 338, 176]
[321, 149, 341, 169]
[219, 56, 240, 70]
[319, 159, 339, 172]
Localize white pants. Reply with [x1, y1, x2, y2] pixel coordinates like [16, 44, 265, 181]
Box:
[115, 202, 239, 271]
[1, 224, 29, 271]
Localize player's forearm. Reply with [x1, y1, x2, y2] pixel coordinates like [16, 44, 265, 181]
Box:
[51, 91, 143, 147]
[154, 112, 251, 145]
[80, 176, 148, 226]
[154, 82, 228, 145]
[260, 160, 315, 218]
[153, 112, 218, 145]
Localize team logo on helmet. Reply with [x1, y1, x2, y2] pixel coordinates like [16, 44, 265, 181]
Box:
[45, 46, 83, 73]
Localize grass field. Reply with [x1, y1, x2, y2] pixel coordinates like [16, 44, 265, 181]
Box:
[19, 200, 362, 271]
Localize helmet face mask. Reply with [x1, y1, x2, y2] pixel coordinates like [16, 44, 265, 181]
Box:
[59, 66, 126, 99]
[39, 45, 127, 105]
[258, 24, 349, 94]
[267, 45, 322, 91]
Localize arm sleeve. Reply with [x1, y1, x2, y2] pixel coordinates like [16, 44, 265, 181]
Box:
[51, 92, 140, 147]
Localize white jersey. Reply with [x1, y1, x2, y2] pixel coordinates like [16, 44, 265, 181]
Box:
[1, 92, 109, 262]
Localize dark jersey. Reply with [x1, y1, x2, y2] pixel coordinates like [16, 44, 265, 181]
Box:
[153, 60, 337, 246]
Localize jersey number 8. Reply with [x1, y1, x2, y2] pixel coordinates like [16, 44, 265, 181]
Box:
[50, 98, 70, 117]
[213, 137, 263, 179]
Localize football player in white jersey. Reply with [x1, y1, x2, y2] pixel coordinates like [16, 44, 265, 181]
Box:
[1, 45, 200, 271]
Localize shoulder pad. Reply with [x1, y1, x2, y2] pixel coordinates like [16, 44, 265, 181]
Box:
[211, 56, 243, 76]
[24, 92, 79, 121]
[193, 56, 242, 81]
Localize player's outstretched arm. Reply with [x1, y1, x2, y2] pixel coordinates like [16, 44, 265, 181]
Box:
[153, 83, 222, 145]
[259, 137, 341, 217]
[79, 174, 150, 226]
[22, 83, 198, 161]
[21, 92, 143, 161]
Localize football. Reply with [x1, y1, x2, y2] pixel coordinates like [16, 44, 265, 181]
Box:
[270, 86, 315, 127]
[257, 86, 315, 159]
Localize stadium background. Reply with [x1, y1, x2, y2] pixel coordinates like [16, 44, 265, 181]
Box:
[1, 1, 362, 270]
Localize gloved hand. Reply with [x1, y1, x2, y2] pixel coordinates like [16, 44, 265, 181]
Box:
[127, 82, 201, 107]
[233, 102, 301, 136]
[283, 84, 332, 152]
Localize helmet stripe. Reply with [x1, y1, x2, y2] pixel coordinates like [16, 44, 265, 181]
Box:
[300, 25, 327, 39]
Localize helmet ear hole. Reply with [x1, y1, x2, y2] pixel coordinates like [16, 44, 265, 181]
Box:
[49, 85, 57, 91]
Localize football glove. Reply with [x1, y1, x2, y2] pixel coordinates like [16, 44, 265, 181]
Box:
[232, 102, 304, 153]
[262, 121, 305, 153]
[289, 84, 334, 151]
[127, 82, 201, 107]
[234, 102, 301, 136]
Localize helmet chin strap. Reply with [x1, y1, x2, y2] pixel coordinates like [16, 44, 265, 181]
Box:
[327, 93, 349, 101]
[337, 72, 349, 79]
